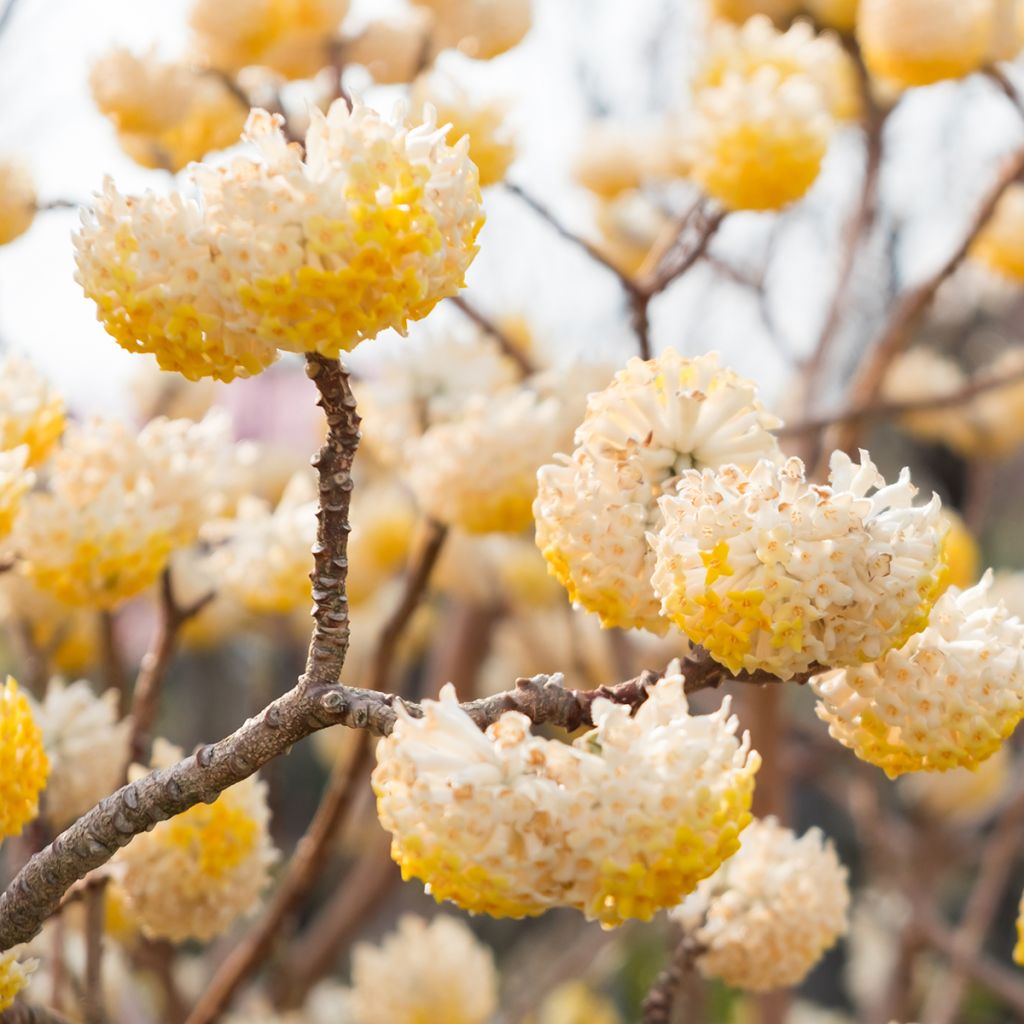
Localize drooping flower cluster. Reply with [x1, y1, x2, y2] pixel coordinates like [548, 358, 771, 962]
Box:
[202, 472, 317, 614]
[374, 665, 760, 927]
[0, 949, 36, 1012]
[0, 355, 64, 465]
[651, 452, 945, 678]
[812, 574, 1024, 776]
[673, 817, 849, 991]
[349, 915, 498, 1024]
[535, 350, 781, 633]
[0, 158, 35, 246]
[0, 676, 49, 841]
[89, 48, 247, 172]
[14, 415, 235, 607]
[32, 679, 130, 828]
[115, 740, 277, 942]
[75, 100, 484, 382]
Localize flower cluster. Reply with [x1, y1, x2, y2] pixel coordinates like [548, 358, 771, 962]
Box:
[349, 915, 498, 1024]
[0, 354, 65, 466]
[535, 350, 781, 633]
[0, 949, 36, 1012]
[115, 740, 277, 942]
[0, 158, 35, 246]
[973, 184, 1024, 282]
[75, 101, 484, 381]
[0, 677, 48, 841]
[651, 452, 945, 678]
[32, 679, 130, 828]
[812, 574, 1024, 776]
[0, 447, 31, 542]
[374, 664, 760, 927]
[413, 0, 532, 60]
[673, 817, 849, 991]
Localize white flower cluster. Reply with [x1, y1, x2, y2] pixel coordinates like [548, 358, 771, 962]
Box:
[374, 664, 760, 927]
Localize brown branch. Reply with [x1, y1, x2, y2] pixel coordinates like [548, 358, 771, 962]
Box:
[833, 144, 1024, 455]
[642, 934, 704, 1024]
[985, 65, 1024, 122]
[641, 206, 727, 299]
[780, 360, 1024, 438]
[97, 611, 128, 717]
[127, 568, 214, 771]
[448, 294, 534, 375]
[0, 1005, 76, 1024]
[82, 878, 108, 1024]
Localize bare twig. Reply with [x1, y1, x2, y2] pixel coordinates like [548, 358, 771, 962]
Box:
[82, 878, 108, 1024]
[448, 294, 534, 375]
[98, 611, 128, 717]
[127, 568, 214, 771]
[642, 934, 704, 1024]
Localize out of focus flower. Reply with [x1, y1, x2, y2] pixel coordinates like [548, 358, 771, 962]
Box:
[0, 355, 65, 465]
[972, 184, 1024, 281]
[966, 347, 1024, 457]
[130, 355, 218, 423]
[33, 679, 130, 829]
[0, 949, 36, 1011]
[349, 915, 498, 1024]
[687, 68, 832, 211]
[813, 574, 1024, 775]
[203, 472, 316, 614]
[344, 10, 433, 84]
[15, 415, 235, 607]
[988, 570, 1024, 619]
[535, 350, 780, 633]
[75, 101, 483, 381]
[352, 321, 519, 468]
[0, 159, 35, 246]
[347, 480, 417, 606]
[572, 122, 687, 199]
[531, 982, 622, 1024]
[709, 0, 802, 23]
[190, 0, 349, 78]
[939, 510, 979, 592]
[857, 0, 995, 88]
[116, 739, 277, 942]
[652, 453, 944, 677]
[0, 446, 31, 541]
[0, 677, 48, 840]
[374, 665, 759, 926]
[412, 0, 532, 59]
[899, 744, 1009, 824]
[593, 190, 673, 276]
[804, 0, 859, 32]
[411, 70, 515, 186]
[696, 16, 860, 121]
[673, 817, 849, 991]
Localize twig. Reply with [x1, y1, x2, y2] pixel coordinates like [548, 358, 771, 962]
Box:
[833, 143, 1024, 455]
[8, 619, 50, 697]
[98, 611, 128, 717]
[448, 294, 534, 375]
[642, 934, 704, 1024]
[127, 568, 214, 771]
[984, 65, 1024, 121]
[82, 878, 108, 1024]
[0, 649, 810, 952]
[0, 1006, 76, 1024]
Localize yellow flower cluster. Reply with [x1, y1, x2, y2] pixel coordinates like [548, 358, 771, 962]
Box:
[709, 0, 801, 23]
[0, 950, 36, 1012]
[90, 48, 246, 172]
[973, 184, 1024, 282]
[115, 740, 277, 942]
[75, 102, 484, 382]
[374, 666, 760, 927]
[0, 355, 65, 465]
[345, 10, 433, 84]
[0, 677, 49, 841]
[0, 447, 31, 541]
[0, 158, 35, 246]
[413, 0, 532, 60]
[190, 0, 349, 78]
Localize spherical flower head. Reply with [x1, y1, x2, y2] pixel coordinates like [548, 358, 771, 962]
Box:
[345, 9, 434, 84]
[535, 349, 781, 633]
[411, 70, 516, 186]
[812, 573, 1024, 776]
[202, 472, 316, 614]
[116, 739, 278, 942]
[0, 949, 36, 1011]
[688, 68, 832, 212]
[0, 158, 36, 246]
[33, 679, 130, 829]
[709, 0, 801, 22]
[75, 100, 484, 381]
[373, 664, 760, 926]
[672, 817, 849, 991]
[0, 355, 65, 466]
[857, 0, 994, 88]
[973, 185, 1024, 282]
[0, 676, 49, 840]
[939, 509, 979, 593]
[349, 915, 498, 1024]
[406, 388, 571, 534]
[651, 451, 945, 679]
[696, 16, 861, 122]
[0, 446, 31, 540]
[412, 0, 531, 59]
[190, 0, 350, 78]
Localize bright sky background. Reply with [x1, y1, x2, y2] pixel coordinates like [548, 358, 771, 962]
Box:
[1, 0, 1022, 417]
